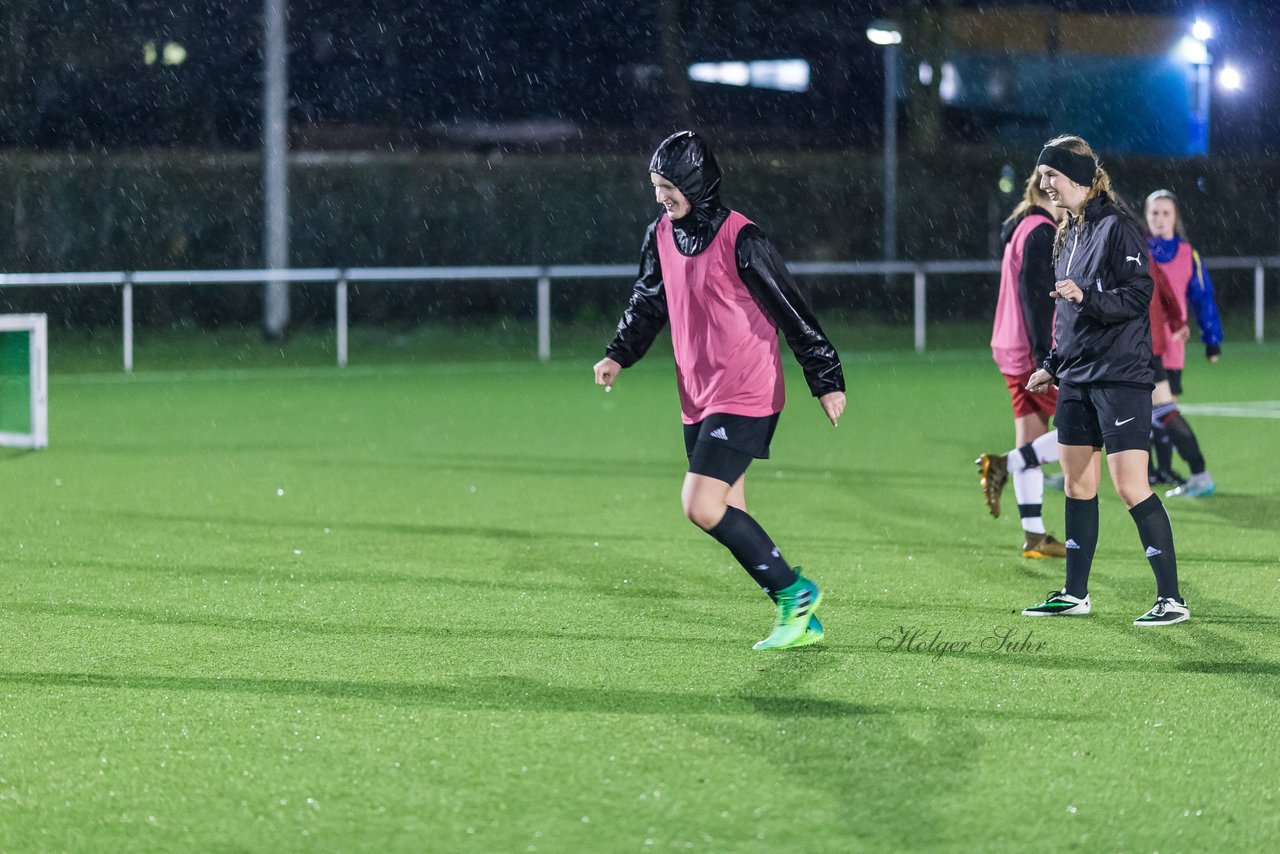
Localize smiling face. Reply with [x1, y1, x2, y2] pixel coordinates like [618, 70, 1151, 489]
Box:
[1037, 164, 1089, 215]
[650, 172, 692, 220]
[1146, 196, 1178, 239]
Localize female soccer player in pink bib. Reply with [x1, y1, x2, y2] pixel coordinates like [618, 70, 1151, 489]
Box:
[593, 131, 846, 650]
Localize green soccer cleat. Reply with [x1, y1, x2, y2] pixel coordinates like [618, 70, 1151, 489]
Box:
[754, 575, 822, 650]
[763, 578, 824, 647]
[792, 613, 825, 648]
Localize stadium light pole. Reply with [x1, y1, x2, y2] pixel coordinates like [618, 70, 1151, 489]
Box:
[262, 0, 290, 342]
[867, 21, 902, 270]
[1180, 18, 1213, 153]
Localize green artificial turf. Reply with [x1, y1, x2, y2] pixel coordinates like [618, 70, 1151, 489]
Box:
[2, 338, 1279, 852]
[0, 330, 33, 435]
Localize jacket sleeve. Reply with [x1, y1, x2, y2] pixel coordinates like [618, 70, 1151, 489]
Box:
[735, 224, 845, 396]
[1075, 220, 1153, 325]
[1042, 343, 1063, 379]
[1188, 249, 1224, 354]
[1018, 223, 1058, 367]
[604, 219, 668, 368]
[1151, 257, 1185, 330]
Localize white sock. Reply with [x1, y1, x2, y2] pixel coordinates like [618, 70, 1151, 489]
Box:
[1031, 430, 1059, 464]
[1007, 430, 1060, 473]
[1011, 430, 1057, 535]
[1021, 515, 1046, 535]
[1012, 467, 1045, 516]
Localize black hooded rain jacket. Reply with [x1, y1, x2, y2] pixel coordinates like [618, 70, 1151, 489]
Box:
[604, 131, 845, 399]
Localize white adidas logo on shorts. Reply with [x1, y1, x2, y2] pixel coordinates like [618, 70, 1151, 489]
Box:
[710, 427, 728, 440]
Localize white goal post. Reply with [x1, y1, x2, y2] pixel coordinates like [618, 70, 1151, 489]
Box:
[0, 313, 48, 449]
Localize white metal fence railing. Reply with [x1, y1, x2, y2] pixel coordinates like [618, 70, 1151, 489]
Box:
[0, 257, 1274, 371]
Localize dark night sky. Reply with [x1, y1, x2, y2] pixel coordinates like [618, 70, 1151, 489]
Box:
[1, 0, 1277, 155]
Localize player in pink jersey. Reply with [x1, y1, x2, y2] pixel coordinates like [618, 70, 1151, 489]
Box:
[592, 131, 846, 650]
[975, 167, 1068, 559]
[1144, 189, 1221, 498]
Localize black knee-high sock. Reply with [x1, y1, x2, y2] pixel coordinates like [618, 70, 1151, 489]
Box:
[1152, 426, 1175, 474]
[706, 506, 798, 595]
[1162, 411, 1206, 475]
[1130, 494, 1180, 600]
[1063, 496, 1099, 598]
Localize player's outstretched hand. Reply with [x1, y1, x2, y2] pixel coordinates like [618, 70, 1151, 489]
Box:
[593, 357, 622, 391]
[1026, 369, 1054, 395]
[819, 391, 846, 426]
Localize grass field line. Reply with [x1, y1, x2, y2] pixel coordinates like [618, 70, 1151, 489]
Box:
[1180, 401, 1280, 419]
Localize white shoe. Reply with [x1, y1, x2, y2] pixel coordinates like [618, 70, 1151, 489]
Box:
[1022, 589, 1091, 617]
[1134, 597, 1190, 626]
[1166, 472, 1215, 498]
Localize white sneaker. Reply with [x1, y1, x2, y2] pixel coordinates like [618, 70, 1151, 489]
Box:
[1166, 472, 1215, 498]
[1022, 589, 1091, 617]
[1134, 597, 1190, 626]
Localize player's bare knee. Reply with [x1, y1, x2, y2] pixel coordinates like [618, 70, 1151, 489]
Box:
[1063, 482, 1098, 500]
[683, 499, 723, 531]
[1115, 485, 1152, 509]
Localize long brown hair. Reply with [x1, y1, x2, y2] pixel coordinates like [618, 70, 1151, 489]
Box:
[1042, 135, 1114, 260]
[1003, 167, 1054, 225]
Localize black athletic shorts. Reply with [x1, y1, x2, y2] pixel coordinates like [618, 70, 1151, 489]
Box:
[1150, 354, 1168, 385]
[1055, 382, 1152, 453]
[1166, 368, 1183, 396]
[683, 412, 780, 485]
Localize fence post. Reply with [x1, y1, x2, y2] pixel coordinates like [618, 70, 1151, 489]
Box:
[537, 271, 551, 362]
[913, 267, 926, 353]
[336, 272, 349, 367]
[122, 274, 134, 373]
[1256, 262, 1265, 344]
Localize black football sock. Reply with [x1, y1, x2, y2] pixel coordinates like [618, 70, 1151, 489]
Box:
[1152, 426, 1175, 474]
[1161, 411, 1206, 476]
[1130, 494, 1181, 600]
[706, 506, 799, 596]
[1063, 496, 1099, 599]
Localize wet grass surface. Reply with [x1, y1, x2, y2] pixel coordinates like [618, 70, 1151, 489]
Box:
[2, 342, 1278, 851]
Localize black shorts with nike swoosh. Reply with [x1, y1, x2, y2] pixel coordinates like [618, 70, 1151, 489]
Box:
[683, 412, 781, 485]
[1055, 382, 1152, 453]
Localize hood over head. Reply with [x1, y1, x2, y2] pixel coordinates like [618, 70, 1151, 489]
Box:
[648, 131, 730, 254]
[649, 131, 721, 212]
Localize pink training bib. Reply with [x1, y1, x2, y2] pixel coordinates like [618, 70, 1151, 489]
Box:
[656, 211, 785, 424]
[991, 214, 1055, 375]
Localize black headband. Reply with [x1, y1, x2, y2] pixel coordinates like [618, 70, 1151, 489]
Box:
[1036, 145, 1097, 188]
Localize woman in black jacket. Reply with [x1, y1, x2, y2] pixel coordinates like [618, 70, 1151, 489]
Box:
[1021, 135, 1188, 626]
